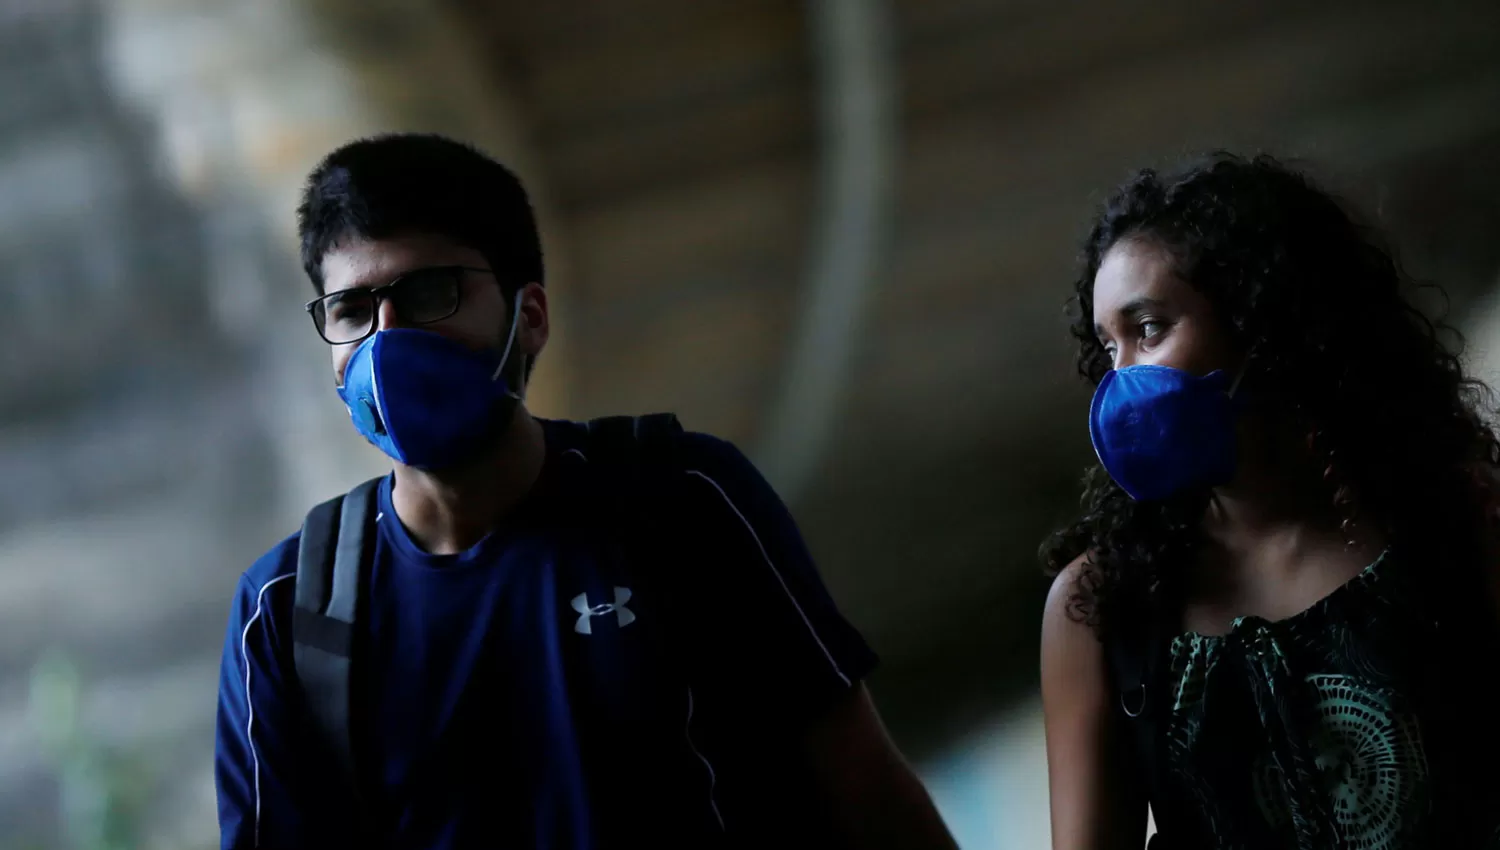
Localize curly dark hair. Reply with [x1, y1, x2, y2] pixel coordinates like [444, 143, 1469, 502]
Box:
[1040, 152, 1500, 636]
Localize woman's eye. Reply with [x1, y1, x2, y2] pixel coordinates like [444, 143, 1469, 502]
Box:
[1139, 320, 1166, 340]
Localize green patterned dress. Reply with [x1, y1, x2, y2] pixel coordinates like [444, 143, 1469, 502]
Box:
[1154, 550, 1500, 849]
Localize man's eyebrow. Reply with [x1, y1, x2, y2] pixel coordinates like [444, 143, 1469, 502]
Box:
[326, 268, 406, 295]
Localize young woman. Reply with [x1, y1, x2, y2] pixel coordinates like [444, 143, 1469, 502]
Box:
[1039, 153, 1500, 849]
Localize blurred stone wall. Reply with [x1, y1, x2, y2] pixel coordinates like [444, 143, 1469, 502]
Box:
[0, 2, 281, 846]
[0, 0, 556, 844]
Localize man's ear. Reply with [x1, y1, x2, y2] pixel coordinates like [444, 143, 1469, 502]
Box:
[508, 282, 548, 395]
[514, 282, 550, 359]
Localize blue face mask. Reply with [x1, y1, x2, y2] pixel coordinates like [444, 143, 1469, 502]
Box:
[336, 304, 523, 470]
[1088, 364, 1246, 502]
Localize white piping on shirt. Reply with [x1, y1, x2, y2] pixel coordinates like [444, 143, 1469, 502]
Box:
[685, 688, 725, 830]
[685, 470, 850, 686]
[241, 572, 295, 848]
[571, 445, 848, 685]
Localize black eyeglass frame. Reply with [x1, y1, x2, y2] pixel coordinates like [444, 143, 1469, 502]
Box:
[304, 265, 501, 345]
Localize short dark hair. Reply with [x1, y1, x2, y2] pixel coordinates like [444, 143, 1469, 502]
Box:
[296, 133, 544, 294]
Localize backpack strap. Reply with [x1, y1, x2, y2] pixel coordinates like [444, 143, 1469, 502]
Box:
[584, 413, 684, 471]
[582, 414, 685, 512]
[581, 412, 690, 643]
[585, 413, 689, 546]
[1105, 601, 1174, 847]
[293, 475, 381, 816]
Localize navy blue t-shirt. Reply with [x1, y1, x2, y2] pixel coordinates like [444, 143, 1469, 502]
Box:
[215, 419, 877, 849]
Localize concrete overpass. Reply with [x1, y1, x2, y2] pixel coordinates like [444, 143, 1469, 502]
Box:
[2, 0, 1498, 843]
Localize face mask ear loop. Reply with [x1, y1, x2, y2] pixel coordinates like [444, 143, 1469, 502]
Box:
[491, 290, 524, 383]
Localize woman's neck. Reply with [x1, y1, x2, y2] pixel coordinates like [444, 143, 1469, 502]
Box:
[1199, 416, 1376, 556]
[1195, 424, 1386, 594]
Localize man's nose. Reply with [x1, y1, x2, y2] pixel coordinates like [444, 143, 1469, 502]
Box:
[375, 296, 405, 332]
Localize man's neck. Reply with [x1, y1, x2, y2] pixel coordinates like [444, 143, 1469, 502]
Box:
[389, 411, 548, 555]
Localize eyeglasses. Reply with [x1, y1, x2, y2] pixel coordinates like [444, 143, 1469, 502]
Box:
[305, 266, 496, 345]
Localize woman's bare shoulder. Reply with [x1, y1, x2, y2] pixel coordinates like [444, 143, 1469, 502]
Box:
[1043, 553, 1101, 640]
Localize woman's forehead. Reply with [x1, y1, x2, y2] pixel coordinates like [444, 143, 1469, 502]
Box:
[1093, 241, 1181, 312]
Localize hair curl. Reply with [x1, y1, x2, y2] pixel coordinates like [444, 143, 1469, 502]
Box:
[1040, 152, 1500, 636]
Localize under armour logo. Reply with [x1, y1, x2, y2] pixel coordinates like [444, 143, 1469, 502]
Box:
[571, 587, 636, 635]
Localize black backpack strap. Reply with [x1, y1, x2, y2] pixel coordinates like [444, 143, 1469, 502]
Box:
[1105, 604, 1174, 847]
[583, 413, 687, 555]
[586, 413, 689, 541]
[584, 413, 683, 470]
[582, 411, 690, 625]
[293, 476, 381, 818]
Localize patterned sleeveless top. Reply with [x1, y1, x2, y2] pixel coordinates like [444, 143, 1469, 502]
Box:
[1154, 549, 1500, 849]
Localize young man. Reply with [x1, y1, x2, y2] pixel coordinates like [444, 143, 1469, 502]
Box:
[214, 133, 955, 850]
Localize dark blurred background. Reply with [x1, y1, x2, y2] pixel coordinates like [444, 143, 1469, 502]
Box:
[3, 0, 1499, 846]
